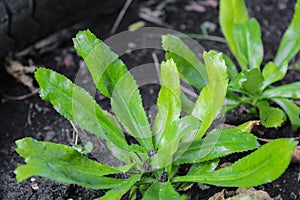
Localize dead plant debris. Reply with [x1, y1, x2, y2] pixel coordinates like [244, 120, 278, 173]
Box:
[209, 188, 272, 200]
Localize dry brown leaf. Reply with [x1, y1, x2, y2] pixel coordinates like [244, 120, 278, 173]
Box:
[209, 188, 272, 200]
[292, 146, 300, 164]
[5, 57, 38, 93]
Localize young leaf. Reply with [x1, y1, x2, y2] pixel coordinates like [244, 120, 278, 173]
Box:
[262, 62, 288, 89]
[228, 70, 247, 92]
[110, 72, 153, 150]
[261, 82, 300, 99]
[192, 51, 228, 139]
[100, 174, 141, 200]
[74, 30, 153, 150]
[153, 59, 181, 147]
[142, 181, 185, 200]
[15, 137, 123, 189]
[73, 30, 126, 97]
[174, 129, 259, 165]
[242, 68, 263, 96]
[173, 139, 297, 187]
[162, 35, 207, 89]
[225, 90, 241, 111]
[180, 92, 195, 115]
[257, 101, 285, 128]
[220, 0, 249, 63]
[223, 54, 239, 80]
[35, 68, 128, 150]
[272, 98, 300, 131]
[274, 0, 300, 68]
[233, 19, 263, 69]
[151, 116, 201, 170]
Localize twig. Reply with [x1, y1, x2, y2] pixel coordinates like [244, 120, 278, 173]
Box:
[27, 103, 33, 126]
[178, 183, 194, 191]
[176, 33, 227, 43]
[151, 52, 160, 82]
[258, 137, 300, 143]
[139, 11, 171, 28]
[110, 0, 133, 35]
[69, 121, 79, 145]
[0, 87, 39, 100]
[180, 85, 198, 99]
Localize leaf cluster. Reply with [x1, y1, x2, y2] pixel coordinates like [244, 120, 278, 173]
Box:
[219, 0, 300, 129]
[14, 30, 297, 199]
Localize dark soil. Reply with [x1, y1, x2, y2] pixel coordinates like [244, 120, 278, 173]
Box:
[1, 0, 300, 199]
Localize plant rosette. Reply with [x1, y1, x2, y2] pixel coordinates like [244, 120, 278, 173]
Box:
[15, 30, 297, 200]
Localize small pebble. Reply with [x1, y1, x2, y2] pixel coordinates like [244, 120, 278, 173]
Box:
[202, 21, 217, 32]
[31, 183, 39, 190]
[278, 3, 286, 10]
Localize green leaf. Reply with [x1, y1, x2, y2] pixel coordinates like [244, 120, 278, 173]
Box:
[73, 30, 153, 150]
[233, 19, 263, 69]
[15, 138, 123, 189]
[151, 116, 201, 170]
[272, 98, 300, 130]
[223, 54, 239, 80]
[220, 0, 249, 63]
[110, 72, 153, 150]
[192, 51, 228, 139]
[173, 139, 297, 187]
[73, 30, 126, 97]
[162, 35, 207, 89]
[225, 90, 241, 111]
[229, 70, 247, 91]
[153, 59, 181, 147]
[262, 62, 287, 89]
[174, 129, 259, 165]
[142, 181, 185, 200]
[101, 174, 141, 200]
[242, 68, 263, 95]
[257, 101, 285, 128]
[261, 82, 300, 99]
[274, 0, 300, 68]
[187, 159, 219, 175]
[180, 92, 195, 115]
[35, 68, 128, 150]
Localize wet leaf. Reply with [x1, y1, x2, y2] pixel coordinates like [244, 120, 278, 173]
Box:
[173, 139, 297, 187]
[153, 59, 181, 147]
[142, 181, 185, 200]
[274, 0, 300, 68]
[257, 101, 285, 128]
[233, 19, 263, 69]
[220, 0, 249, 65]
[192, 51, 228, 139]
[15, 137, 123, 189]
[242, 68, 263, 96]
[262, 62, 287, 89]
[35, 68, 128, 150]
[188, 160, 219, 175]
[73, 30, 153, 150]
[162, 34, 207, 89]
[174, 129, 259, 165]
[261, 82, 300, 99]
[100, 174, 141, 200]
[223, 54, 238, 80]
[272, 98, 300, 130]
